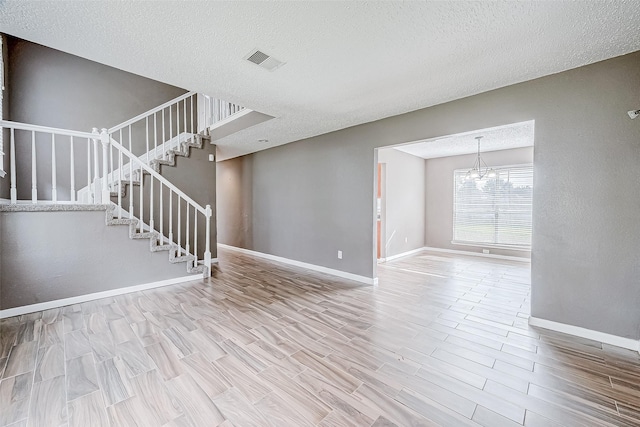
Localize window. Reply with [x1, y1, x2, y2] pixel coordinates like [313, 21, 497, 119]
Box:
[453, 165, 533, 249]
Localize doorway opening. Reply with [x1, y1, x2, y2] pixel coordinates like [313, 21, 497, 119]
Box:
[374, 120, 534, 268]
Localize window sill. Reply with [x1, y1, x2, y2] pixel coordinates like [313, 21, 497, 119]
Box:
[451, 241, 531, 252]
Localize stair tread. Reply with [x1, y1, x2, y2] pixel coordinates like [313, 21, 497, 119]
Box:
[131, 232, 154, 239]
[108, 218, 138, 226]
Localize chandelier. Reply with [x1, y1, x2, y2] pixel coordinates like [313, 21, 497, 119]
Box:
[465, 136, 496, 181]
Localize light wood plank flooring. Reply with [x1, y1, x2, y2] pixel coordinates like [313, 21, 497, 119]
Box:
[1, 249, 640, 426]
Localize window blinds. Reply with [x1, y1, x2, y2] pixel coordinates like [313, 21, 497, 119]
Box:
[453, 165, 533, 248]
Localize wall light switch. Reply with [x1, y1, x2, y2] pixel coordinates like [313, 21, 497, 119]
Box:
[208, 154, 215, 162]
[337, 250, 343, 259]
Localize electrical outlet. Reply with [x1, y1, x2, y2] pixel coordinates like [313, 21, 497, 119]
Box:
[405, 237, 408, 243]
[482, 249, 490, 254]
[337, 250, 343, 259]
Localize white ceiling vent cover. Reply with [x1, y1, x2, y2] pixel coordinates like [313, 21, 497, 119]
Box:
[244, 49, 285, 71]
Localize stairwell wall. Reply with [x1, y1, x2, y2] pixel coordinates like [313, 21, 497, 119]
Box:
[0, 209, 191, 310]
[5, 34, 187, 201]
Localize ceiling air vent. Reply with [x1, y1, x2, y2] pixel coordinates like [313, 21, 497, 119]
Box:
[244, 49, 285, 71]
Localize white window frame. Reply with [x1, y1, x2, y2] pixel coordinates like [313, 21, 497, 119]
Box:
[452, 163, 533, 251]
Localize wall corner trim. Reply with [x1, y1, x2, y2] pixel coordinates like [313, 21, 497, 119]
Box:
[0, 275, 200, 319]
[422, 246, 531, 262]
[528, 316, 640, 353]
[218, 243, 377, 285]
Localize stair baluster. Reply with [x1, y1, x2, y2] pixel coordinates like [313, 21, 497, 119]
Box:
[51, 134, 57, 202]
[31, 131, 37, 203]
[186, 203, 190, 256]
[159, 181, 164, 245]
[10, 128, 16, 203]
[86, 137, 91, 203]
[118, 149, 123, 219]
[139, 161, 144, 232]
[70, 136, 75, 202]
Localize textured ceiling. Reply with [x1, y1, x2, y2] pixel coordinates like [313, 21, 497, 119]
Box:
[394, 120, 534, 159]
[1, 1, 639, 161]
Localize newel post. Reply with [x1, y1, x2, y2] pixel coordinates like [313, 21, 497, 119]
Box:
[91, 128, 100, 203]
[204, 204, 212, 273]
[100, 128, 110, 203]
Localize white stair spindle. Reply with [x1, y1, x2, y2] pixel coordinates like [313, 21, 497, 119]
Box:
[145, 116, 150, 163]
[204, 96, 209, 128]
[119, 129, 124, 178]
[100, 129, 110, 203]
[51, 134, 57, 202]
[162, 108, 166, 159]
[177, 197, 181, 255]
[169, 104, 173, 153]
[10, 128, 16, 204]
[154, 113, 157, 159]
[118, 149, 123, 219]
[168, 190, 173, 246]
[186, 203, 190, 255]
[204, 204, 212, 268]
[127, 128, 133, 218]
[86, 138, 91, 200]
[194, 210, 198, 262]
[149, 168, 154, 232]
[190, 95, 194, 133]
[139, 162, 144, 231]
[92, 128, 99, 203]
[70, 136, 75, 202]
[159, 181, 163, 244]
[109, 142, 113, 190]
[31, 131, 37, 203]
[183, 99, 187, 137]
[176, 101, 180, 146]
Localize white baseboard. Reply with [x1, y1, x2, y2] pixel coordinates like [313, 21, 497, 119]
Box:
[423, 246, 530, 263]
[218, 243, 377, 285]
[529, 316, 639, 353]
[0, 275, 200, 319]
[379, 247, 426, 263]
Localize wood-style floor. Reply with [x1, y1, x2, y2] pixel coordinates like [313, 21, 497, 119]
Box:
[1, 249, 640, 426]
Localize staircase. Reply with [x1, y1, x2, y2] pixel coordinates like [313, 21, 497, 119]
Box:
[0, 92, 247, 280]
[104, 204, 207, 276]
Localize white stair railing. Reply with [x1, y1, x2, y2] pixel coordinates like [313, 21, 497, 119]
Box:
[0, 120, 212, 269]
[102, 130, 212, 267]
[201, 94, 245, 129]
[0, 91, 246, 267]
[108, 91, 198, 163]
[0, 120, 99, 204]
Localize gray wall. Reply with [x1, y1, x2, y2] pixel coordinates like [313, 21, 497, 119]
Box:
[217, 51, 640, 340]
[216, 155, 253, 249]
[218, 134, 376, 277]
[425, 147, 533, 258]
[6, 35, 187, 201]
[0, 209, 192, 309]
[377, 148, 425, 258]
